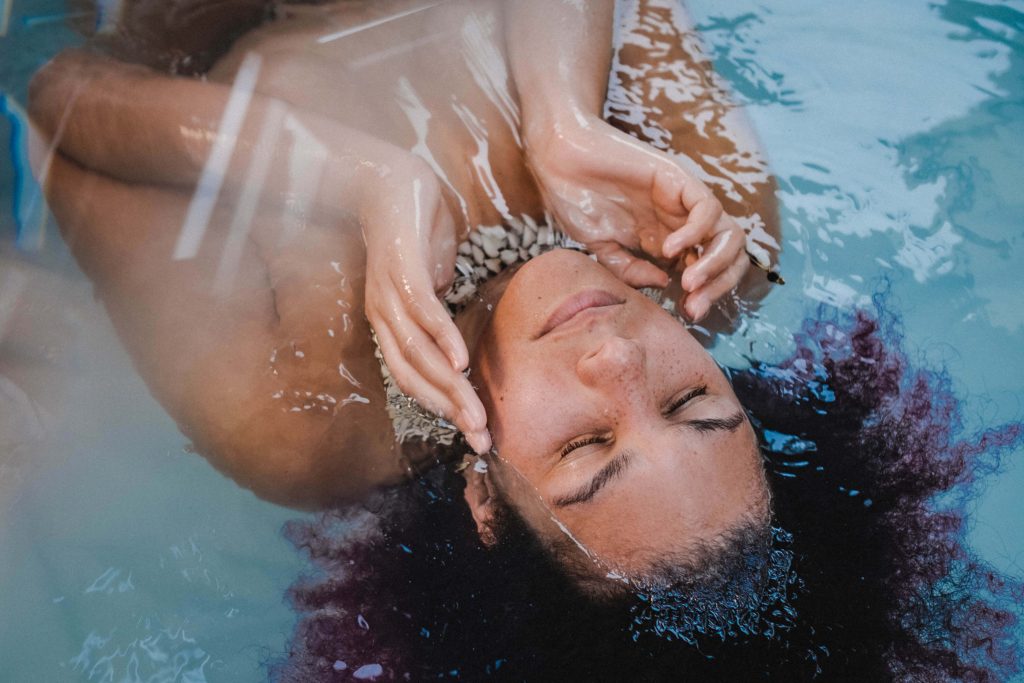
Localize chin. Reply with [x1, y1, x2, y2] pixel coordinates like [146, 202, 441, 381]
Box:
[508, 249, 630, 309]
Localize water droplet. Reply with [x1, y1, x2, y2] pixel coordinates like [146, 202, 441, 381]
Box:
[353, 663, 383, 680]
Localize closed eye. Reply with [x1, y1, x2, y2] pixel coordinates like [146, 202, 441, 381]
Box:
[663, 384, 707, 416]
[558, 384, 711, 458]
[687, 412, 746, 434]
[559, 434, 610, 459]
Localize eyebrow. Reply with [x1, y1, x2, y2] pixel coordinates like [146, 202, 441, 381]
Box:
[550, 411, 746, 508]
[553, 451, 633, 508]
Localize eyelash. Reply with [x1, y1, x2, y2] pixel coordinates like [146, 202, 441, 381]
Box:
[664, 384, 707, 416]
[558, 385, 709, 458]
[559, 435, 609, 459]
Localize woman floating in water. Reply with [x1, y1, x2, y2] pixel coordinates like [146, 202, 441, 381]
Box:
[29, 0, 1022, 679]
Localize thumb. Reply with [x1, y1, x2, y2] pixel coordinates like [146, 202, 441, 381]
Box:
[590, 243, 670, 289]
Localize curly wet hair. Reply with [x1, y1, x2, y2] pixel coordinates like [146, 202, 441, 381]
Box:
[270, 303, 1023, 682]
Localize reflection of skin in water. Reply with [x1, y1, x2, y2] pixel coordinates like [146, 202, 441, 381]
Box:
[30, 0, 778, 586]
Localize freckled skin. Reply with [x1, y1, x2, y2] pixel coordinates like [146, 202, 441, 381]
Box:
[468, 250, 769, 576]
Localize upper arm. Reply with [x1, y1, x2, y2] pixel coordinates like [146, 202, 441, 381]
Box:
[44, 153, 402, 509]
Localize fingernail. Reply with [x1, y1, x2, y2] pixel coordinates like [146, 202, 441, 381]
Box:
[469, 430, 491, 455]
[691, 300, 709, 323]
[663, 238, 679, 259]
[682, 296, 702, 321]
[684, 273, 706, 292]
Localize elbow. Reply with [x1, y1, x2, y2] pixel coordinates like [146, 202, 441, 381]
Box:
[190, 414, 404, 511]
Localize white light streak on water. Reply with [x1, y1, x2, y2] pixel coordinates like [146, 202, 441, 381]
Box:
[0, 262, 27, 342]
[93, 0, 124, 34]
[19, 81, 91, 251]
[338, 363, 362, 388]
[276, 113, 328, 247]
[275, 116, 325, 246]
[395, 77, 470, 222]
[214, 99, 286, 295]
[348, 30, 449, 71]
[173, 52, 261, 261]
[460, 11, 522, 147]
[18, 10, 92, 29]
[317, 2, 445, 44]
[452, 101, 513, 222]
[0, 0, 12, 37]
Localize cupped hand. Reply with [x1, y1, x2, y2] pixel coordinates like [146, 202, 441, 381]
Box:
[525, 113, 749, 321]
[360, 156, 491, 454]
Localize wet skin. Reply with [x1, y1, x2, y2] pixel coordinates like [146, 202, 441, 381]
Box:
[32, 0, 779, 508]
[465, 250, 770, 576]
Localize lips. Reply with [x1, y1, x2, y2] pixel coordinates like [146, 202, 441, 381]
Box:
[538, 289, 624, 338]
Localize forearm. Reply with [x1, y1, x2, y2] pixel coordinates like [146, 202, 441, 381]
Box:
[29, 50, 419, 227]
[502, 0, 616, 135]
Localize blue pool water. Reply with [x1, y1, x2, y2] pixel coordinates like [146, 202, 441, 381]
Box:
[1, 0, 1022, 680]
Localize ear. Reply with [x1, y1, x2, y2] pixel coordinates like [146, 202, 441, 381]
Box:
[462, 460, 499, 546]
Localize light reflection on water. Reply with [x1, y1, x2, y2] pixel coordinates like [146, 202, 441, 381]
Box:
[0, 0, 1022, 680]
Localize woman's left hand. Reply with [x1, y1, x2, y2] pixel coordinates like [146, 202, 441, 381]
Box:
[360, 155, 492, 454]
[525, 113, 749, 321]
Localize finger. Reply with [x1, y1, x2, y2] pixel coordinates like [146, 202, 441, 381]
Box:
[680, 251, 749, 321]
[397, 317, 485, 431]
[679, 220, 745, 292]
[401, 276, 469, 371]
[662, 191, 723, 259]
[651, 164, 689, 229]
[376, 319, 491, 455]
[372, 311, 490, 449]
[373, 320, 459, 420]
[590, 243, 670, 289]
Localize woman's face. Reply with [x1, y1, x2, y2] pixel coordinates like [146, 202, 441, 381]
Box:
[469, 249, 768, 577]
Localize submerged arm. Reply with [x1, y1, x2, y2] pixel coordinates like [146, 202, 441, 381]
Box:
[29, 51, 479, 507]
[32, 49, 489, 454]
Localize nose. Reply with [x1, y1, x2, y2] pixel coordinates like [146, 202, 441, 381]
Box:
[576, 336, 646, 389]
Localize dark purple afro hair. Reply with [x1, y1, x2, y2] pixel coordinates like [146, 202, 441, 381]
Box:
[270, 302, 1023, 681]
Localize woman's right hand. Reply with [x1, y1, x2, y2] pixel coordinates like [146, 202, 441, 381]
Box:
[359, 154, 491, 454]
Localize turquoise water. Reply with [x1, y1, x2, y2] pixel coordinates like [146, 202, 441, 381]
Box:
[0, 0, 1022, 680]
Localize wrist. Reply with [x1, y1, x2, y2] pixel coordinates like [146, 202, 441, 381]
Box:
[522, 106, 604, 163]
[352, 148, 426, 219]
